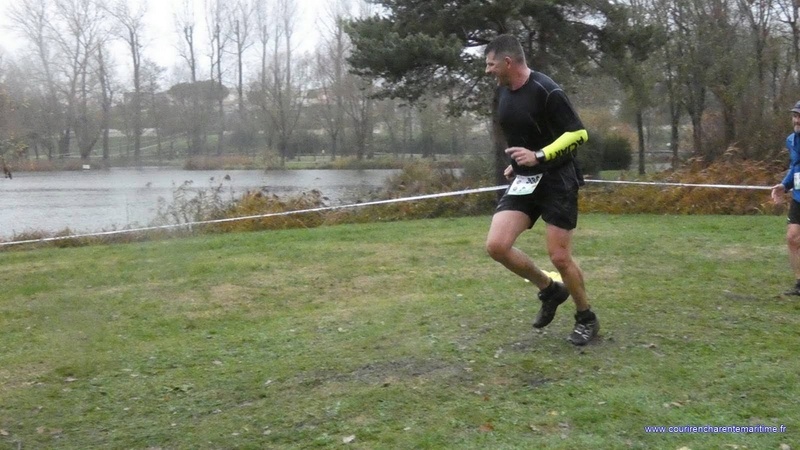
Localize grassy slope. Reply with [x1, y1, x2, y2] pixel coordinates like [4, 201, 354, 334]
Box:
[0, 214, 798, 449]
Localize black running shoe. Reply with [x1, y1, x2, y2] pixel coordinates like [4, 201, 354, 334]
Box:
[533, 281, 569, 329]
[784, 285, 800, 296]
[568, 310, 599, 346]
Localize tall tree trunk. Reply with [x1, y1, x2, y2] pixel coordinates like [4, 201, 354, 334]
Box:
[99, 46, 112, 161]
[636, 109, 645, 175]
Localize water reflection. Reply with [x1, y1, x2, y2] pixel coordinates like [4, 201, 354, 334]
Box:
[0, 168, 396, 238]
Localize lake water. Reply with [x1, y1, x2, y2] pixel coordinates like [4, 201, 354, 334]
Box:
[0, 168, 397, 239]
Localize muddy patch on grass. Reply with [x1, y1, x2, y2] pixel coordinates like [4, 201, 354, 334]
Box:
[293, 357, 471, 387]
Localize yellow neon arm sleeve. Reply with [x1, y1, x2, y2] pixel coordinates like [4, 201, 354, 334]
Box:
[540, 129, 588, 161]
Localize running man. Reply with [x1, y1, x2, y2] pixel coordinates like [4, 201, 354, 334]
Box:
[483, 34, 599, 345]
[770, 100, 800, 296]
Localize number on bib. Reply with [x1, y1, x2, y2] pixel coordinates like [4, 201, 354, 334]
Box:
[508, 174, 543, 196]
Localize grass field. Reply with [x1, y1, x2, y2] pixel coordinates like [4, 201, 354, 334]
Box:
[1, 214, 798, 449]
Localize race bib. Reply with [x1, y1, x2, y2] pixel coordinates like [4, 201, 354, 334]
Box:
[795, 172, 800, 190]
[508, 174, 543, 196]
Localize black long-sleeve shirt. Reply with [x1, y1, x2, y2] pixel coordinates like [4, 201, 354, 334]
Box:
[496, 70, 586, 183]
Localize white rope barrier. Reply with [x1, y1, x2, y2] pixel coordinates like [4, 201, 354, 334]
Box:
[584, 179, 772, 190]
[0, 185, 507, 248]
[0, 179, 774, 248]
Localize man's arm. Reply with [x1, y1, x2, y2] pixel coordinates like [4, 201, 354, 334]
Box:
[536, 129, 589, 162]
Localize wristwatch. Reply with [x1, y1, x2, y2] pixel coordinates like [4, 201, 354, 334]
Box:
[534, 150, 545, 162]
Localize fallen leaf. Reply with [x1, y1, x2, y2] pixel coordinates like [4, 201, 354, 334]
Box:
[0, 429, 9, 436]
[780, 444, 791, 450]
[479, 423, 494, 432]
[342, 435, 356, 444]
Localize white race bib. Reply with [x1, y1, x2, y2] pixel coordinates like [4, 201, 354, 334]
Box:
[508, 174, 543, 196]
[794, 172, 800, 190]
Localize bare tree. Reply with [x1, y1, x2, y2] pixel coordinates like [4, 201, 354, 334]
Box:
[738, 0, 775, 113]
[141, 60, 166, 163]
[670, 0, 711, 157]
[374, 99, 397, 157]
[342, 72, 373, 160]
[174, 0, 203, 155]
[256, 0, 307, 165]
[0, 53, 27, 174]
[175, 0, 198, 83]
[229, 0, 256, 118]
[225, 0, 258, 155]
[51, 0, 106, 160]
[595, 0, 667, 174]
[107, 0, 147, 163]
[206, 0, 230, 155]
[9, 0, 64, 159]
[704, 1, 750, 150]
[314, 0, 353, 161]
[96, 42, 115, 161]
[647, 0, 684, 169]
[253, 0, 271, 148]
[774, 0, 800, 91]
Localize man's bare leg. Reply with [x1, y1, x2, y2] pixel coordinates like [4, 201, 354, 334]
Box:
[485, 210, 550, 289]
[545, 224, 589, 311]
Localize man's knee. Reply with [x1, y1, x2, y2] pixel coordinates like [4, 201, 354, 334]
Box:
[548, 249, 573, 271]
[486, 237, 511, 262]
[788, 234, 800, 251]
[546, 225, 574, 270]
[788, 225, 800, 250]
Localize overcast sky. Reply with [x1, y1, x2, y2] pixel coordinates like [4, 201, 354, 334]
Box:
[0, 0, 335, 76]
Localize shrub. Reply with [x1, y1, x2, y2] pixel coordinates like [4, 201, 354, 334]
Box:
[210, 189, 328, 233]
[183, 155, 261, 170]
[152, 180, 235, 226]
[576, 132, 633, 176]
[602, 134, 632, 170]
[227, 128, 261, 150]
[577, 133, 604, 177]
[581, 150, 784, 215]
[145, 161, 496, 236]
[461, 155, 495, 185]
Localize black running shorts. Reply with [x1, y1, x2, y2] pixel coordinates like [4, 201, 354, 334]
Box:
[495, 180, 579, 230]
[788, 199, 800, 225]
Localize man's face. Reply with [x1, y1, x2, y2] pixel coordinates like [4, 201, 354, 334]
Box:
[485, 51, 511, 87]
[793, 112, 800, 132]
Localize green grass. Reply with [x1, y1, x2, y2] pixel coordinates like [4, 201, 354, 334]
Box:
[1, 214, 798, 449]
